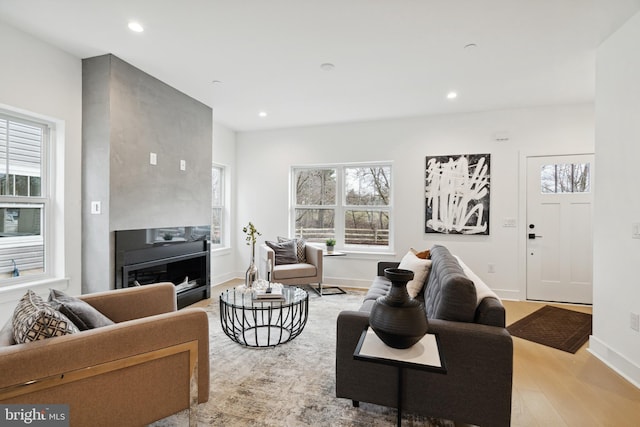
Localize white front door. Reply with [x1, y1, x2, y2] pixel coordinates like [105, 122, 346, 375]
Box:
[526, 154, 594, 304]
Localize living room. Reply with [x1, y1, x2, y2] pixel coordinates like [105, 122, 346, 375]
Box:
[0, 1, 639, 425]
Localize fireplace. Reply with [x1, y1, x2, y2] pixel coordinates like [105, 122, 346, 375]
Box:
[115, 226, 211, 309]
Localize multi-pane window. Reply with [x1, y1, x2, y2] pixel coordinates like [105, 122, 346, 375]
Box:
[541, 163, 591, 193]
[0, 114, 47, 281]
[211, 164, 225, 246]
[293, 164, 392, 249]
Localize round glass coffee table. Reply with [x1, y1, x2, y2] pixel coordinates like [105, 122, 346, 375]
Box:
[219, 286, 309, 347]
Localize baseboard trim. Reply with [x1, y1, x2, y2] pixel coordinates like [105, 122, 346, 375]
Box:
[494, 289, 522, 301]
[588, 335, 640, 389]
[210, 273, 238, 287]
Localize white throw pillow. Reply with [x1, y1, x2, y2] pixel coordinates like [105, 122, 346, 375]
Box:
[454, 255, 500, 306]
[398, 251, 432, 298]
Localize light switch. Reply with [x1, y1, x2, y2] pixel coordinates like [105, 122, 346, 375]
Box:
[150, 152, 157, 165]
[90, 201, 101, 215]
[180, 160, 186, 171]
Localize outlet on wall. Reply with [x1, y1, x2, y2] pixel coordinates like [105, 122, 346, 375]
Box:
[631, 312, 639, 332]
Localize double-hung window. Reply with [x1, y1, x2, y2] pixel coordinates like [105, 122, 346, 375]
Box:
[0, 113, 48, 282]
[292, 163, 392, 251]
[211, 164, 225, 247]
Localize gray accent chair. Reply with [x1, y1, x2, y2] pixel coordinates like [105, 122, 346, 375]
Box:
[261, 243, 324, 294]
[336, 245, 513, 426]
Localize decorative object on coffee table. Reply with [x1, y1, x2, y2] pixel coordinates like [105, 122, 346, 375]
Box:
[243, 222, 261, 288]
[369, 268, 428, 349]
[325, 238, 336, 254]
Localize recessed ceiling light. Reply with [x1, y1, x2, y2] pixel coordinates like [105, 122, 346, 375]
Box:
[320, 63, 335, 72]
[447, 91, 458, 100]
[128, 21, 144, 33]
[464, 43, 477, 49]
[211, 80, 222, 85]
[258, 111, 267, 118]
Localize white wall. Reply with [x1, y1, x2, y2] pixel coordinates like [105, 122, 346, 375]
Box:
[592, 10, 640, 387]
[211, 121, 237, 285]
[0, 23, 82, 323]
[236, 104, 594, 298]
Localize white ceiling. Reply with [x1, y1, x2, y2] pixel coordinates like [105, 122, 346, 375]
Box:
[1, 0, 639, 131]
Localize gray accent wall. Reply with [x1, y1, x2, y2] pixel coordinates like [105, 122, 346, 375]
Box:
[82, 54, 212, 293]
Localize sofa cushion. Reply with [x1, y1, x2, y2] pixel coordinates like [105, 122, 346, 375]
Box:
[398, 251, 432, 298]
[278, 236, 307, 263]
[423, 245, 477, 322]
[0, 318, 15, 346]
[48, 289, 115, 331]
[273, 263, 316, 280]
[12, 290, 79, 343]
[454, 256, 500, 306]
[364, 276, 392, 302]
[266, 240, 298, 265]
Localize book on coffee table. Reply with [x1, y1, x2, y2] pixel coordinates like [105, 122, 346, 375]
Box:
[253, 287, 285, 302]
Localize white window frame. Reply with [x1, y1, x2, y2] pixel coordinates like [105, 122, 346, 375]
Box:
[0, 111, 52, 285]
[291, 161, 393, 254]
[211, 163, 227, 249]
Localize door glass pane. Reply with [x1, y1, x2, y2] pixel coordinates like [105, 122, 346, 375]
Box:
[540, 163, 591, 194]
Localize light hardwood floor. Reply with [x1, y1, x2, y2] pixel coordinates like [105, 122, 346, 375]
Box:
[203, 284, 639, 426]
[502, 300, 640, 427]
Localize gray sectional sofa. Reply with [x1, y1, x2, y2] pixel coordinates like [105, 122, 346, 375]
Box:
[336, 245, 513, 426]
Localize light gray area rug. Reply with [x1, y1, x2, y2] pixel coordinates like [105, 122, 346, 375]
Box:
[150, 288, 453, 427]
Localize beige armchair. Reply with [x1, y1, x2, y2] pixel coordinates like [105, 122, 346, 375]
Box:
[261, 243, 326, 295]
[0, 283, 209, 426]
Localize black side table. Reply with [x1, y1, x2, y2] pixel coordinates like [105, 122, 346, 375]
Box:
[354, 327, 447, 426]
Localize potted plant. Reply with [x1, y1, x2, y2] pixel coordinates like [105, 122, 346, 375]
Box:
[325, 238, 336, 253]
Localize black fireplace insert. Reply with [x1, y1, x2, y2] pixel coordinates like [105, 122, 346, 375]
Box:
[115, 226, 211, 309]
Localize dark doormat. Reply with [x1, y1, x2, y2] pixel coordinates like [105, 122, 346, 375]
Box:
[507, 305, 592, 353]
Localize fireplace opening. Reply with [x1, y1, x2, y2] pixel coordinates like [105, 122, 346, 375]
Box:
[115, 226, 211, 309]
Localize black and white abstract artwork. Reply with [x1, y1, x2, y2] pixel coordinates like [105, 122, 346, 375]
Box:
[425, 153, 490, 235]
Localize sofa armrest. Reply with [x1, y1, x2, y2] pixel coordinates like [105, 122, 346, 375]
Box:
[0, 308, 210, 411]
[418, 319, 513, 425]
[336, 311, 513, 427]
[261, 244, 275, 280]
[377, 261, 400, 276]
[305, 244, 323, 270]
[78, 282, 176, 323]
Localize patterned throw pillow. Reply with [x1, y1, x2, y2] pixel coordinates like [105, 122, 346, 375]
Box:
[12, 290, 79, 344]
[277, 236, 307, 263]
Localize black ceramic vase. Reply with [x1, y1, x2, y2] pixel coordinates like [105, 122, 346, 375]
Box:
[369, 268, 428, 349]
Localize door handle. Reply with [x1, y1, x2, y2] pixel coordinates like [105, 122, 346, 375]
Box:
[528, 233, 543, 239]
